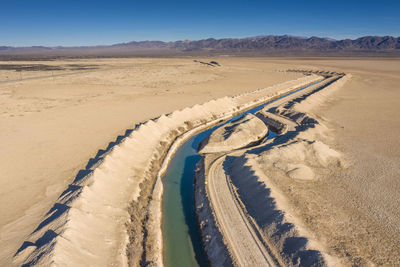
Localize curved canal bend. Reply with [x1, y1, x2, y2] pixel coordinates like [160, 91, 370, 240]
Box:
[161, 80, 324, 266]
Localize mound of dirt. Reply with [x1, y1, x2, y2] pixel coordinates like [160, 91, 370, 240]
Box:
[199, 114, 268, 154]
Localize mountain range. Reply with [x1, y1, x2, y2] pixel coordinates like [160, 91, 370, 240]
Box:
[1, 35, 399, 58]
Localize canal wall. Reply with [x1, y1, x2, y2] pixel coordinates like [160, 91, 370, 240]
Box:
[196, 74, 351, 267]
[13, 74, 322, 267]
[194, 157, 235, 266]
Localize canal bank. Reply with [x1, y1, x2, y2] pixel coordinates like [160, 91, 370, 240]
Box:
[160, 78, 329, 266]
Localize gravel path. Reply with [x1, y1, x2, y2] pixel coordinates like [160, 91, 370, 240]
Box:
[207, 155, 277, 267]
[205, 75, 340, 266]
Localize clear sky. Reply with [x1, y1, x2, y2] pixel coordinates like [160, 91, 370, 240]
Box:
[1, 0, 399, 46]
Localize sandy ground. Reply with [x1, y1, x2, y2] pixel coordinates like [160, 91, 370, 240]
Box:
[310, 59, 400, 265]
[223, 58, 400, 265]
[200, 76, 338, 266]
[273, 58, 400, 265]
[6, 72, 317, 266]
[0, 57, 301, 264]
[1, 57, 399, 265]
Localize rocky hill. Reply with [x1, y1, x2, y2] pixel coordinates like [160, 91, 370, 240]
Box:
[1, 35, 399, 58]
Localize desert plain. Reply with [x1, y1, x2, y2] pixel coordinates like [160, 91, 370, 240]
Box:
[0, 57, 399, 266]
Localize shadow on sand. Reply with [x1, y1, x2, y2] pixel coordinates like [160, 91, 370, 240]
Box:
[223, 155, 324, 266]
[15, 127, 136, 265]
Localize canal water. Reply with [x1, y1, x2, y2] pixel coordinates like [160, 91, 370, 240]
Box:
[161, 80, 322, 266]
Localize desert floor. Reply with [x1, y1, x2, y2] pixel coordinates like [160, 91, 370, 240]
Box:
[260, 58, 400, 265]
[0, 57, 399, 265]
[0, 57, 301, 263]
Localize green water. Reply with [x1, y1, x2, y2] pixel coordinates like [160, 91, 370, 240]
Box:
[162, 130, 211, 267]
[161, 80, 322, 266]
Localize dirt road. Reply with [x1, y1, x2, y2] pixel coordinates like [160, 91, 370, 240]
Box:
[207, 155, 277, 267]
[205, 74, 341, 266]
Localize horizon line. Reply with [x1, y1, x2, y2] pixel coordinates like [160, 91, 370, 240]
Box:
[1, 34, 399, 48]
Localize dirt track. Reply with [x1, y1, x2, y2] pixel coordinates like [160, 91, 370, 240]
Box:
[208, 155, 277, 266]
[204, 74, 341, 266]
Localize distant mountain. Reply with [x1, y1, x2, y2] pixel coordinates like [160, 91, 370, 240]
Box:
[102, 35, 400, 51]
[1, 35, 399, 58]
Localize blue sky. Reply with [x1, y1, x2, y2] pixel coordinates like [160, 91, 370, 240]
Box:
[1, 0, 399, 46]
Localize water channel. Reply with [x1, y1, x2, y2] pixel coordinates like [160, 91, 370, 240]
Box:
[161, 80, 322, 266]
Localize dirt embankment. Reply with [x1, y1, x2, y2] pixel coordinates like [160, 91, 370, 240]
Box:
[12, 74, 320, 266]
[272, 58, 400, 265]
[195, 73, 351, 266]
[198, 113, 269, 154]
[228, 74, 351, 266]
[1, 58, 307, 266]
[195, 157, 235, 266]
